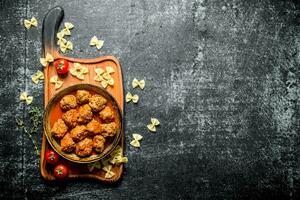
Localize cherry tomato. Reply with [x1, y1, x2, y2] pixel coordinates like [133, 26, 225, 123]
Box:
[45, 149, 59, 165]
[54, 164, 69, 179]
[54, 59, 69, 75]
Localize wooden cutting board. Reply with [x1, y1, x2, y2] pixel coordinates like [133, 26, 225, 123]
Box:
[40, 6, 124, 182]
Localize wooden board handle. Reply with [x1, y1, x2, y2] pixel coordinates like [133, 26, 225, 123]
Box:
[42, 6, 64, 58]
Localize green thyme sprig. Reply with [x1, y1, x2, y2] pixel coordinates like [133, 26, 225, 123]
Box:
[28, 106, 43, 135]
[16, 106, 43, 157]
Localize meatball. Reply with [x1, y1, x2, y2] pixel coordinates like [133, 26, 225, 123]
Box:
[70, 125, 88, 142]
[60, 95, 77, 110]
[61, 133, 75, 153]
[100, 122, 118, 137]
[75, 138, 93, 157]
[51, 119, 68, 139]
[99, 106, 114, 122]
[76, 90, 91, 105]
[86, 119, 102, 135]
[89, 95, 107, 112]
[62, 109, 78, 128]
[77, 104, 93, 124]
[93, 135, 106, 153]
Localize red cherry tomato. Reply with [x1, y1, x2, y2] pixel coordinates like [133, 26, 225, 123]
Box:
[54, 164, 69, 179]
[54, 59, 69, 75]
[45, 149, 59, 165]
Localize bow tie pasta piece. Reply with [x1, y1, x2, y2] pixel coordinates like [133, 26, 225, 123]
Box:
[40, 53, 54, 67]
[31, 70, 44, 84]
[132, 78, 145, 89]
[20, 92, 33, 105]
[130, 133, 143, 148]
[90, 36, 104, 50]
[101, 78, 114, 89]
[102, 165, 115, 179]
[126, 92, 139, 103]
[24, 17, 38, 29]
[106, 66, 115, 74]
[56, 31, 67, 46]
[64, 22, 74, 30]
[50, 75, 64, 89]
[70, 63, 88, 80]
[76, 71, 86, 80]
[94, 68, 105, 82]
[111, 156, 128, 165]
[147, 118, 160, 132]
[117, 156, 128, 163]
[60, 40, 73, 53]
[150, 118, 160, 126]
[109, 146, 128, 165]
[57, 31, 65, 38]
[102, 67, 114, 81]
[61, 22, 74, 36]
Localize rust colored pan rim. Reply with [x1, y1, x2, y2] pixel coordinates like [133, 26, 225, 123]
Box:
[43, 83, 123, 164]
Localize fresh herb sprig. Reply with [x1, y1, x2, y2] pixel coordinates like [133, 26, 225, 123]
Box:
[28, 106, 43, 135]
[16, 106, 43, 157]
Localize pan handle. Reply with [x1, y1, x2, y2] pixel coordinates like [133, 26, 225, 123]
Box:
[42, 6, 64, 58]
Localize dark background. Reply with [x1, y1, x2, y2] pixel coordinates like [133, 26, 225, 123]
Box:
[1, 0, 300, 199]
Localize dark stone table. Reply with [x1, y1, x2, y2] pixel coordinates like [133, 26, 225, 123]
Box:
[1, 0, 300, 199]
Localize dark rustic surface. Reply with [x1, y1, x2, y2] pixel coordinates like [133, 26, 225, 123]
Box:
[1, 0, 300, 199]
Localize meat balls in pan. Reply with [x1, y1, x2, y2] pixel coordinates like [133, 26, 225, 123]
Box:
[93, 135, 106, 153]
[60, 95, 77, 110]
[89, 95, 107, 112]
[76, 137, 93, 157]
[76, 90, 91, 105]
[100, 122, 118, 137]
[70, 125, 88, 142]
[51, 119, 68, 139]
[61, 133, 76, 153]
[77, 104, 93, 124]
[86, 119, 102, 135]
[62, 109, 78, 128]
[99, 106, 114, 122]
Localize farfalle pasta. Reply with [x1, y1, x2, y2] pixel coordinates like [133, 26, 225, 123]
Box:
[40, 53, 54, 67]
[132, 78, 145, 89]
[147, 118, 160, 132]
[56, 31, 67, 46]
[90, 36, 104, 50]
[24, 17, 38, 29]
[125, 92, 139, 103]
[102, 165, 115, 179]
[61, 22, 74, 36]
[50, 75, 63, 89]
[109, 146, 128, 165]
[130, 133, 143, 148]
[31, 70, 44, 84]
[20, 92, 33, 105]
[70, 63, 88, 80]
[60, 40, 73, 53]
